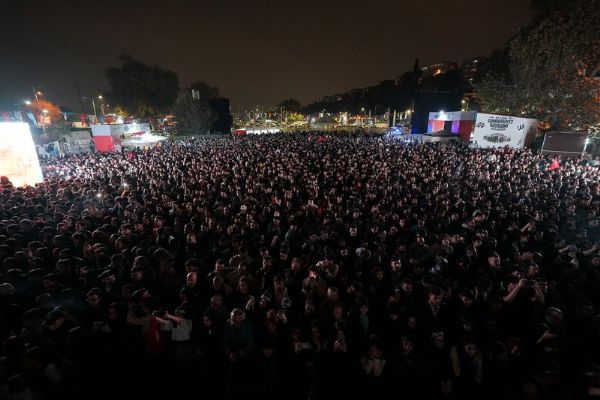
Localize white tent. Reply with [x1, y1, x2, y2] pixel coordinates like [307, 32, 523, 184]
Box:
[120, 133, 167, 149]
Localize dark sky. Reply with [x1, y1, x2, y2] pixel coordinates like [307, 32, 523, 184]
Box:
[0, 0, 531, 112]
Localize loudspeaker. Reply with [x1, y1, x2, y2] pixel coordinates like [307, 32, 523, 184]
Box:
[208, 98, 233, 134]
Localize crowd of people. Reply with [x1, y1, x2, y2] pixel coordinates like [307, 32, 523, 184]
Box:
[1, 132, 600, 399]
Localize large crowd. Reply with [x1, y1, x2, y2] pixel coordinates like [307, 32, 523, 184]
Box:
[1, 133, 600, 399]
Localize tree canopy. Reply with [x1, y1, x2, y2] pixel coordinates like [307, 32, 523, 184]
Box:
[27, 99, 62, 125]
[477, 0, 600, 131]
[105, 55, 180, 117]
[277, 98, 302, 113]
[173, 90, 216, 135]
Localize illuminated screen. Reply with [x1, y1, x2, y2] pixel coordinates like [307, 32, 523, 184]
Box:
[0, 122, 44, 187]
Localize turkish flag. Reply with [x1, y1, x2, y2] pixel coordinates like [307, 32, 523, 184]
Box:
[549, 158, 560, 171]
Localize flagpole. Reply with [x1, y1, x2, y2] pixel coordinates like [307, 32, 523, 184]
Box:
[33, 86, 47, 136]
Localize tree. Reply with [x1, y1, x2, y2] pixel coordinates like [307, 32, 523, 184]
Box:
[113, 106, 127, 118]
[173, 91, 216, 135]
[530, 0, 575, 19]
[105, 55, 180, 116]
[477, 0, 600, 131]
[286, 112, 305, 123]
[277, 98, 302, 113]
[27, 99, 62, 125]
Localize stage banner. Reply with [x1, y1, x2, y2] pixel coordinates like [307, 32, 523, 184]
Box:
[472, 113, 537, 148]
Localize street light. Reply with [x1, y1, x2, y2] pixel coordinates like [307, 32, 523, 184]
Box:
[31, 87, 48, 135]
[98, 95, 105, 116]
[32, 87, 43, 131]
[82, 96, 98, 121]
[92, 99, 98, 120]
[24, 100, 31, 105]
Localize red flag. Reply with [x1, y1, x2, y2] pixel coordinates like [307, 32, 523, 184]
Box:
[550, 157, 560, 170]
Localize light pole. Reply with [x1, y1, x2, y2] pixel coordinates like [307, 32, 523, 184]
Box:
[98, 95, 105, 116]
[40, 109, 48, 136]
[83, 97, 98, 122]
[31, 88, 47, 135]
[92, 98, 97, 121]
[32, 87, 42, 102]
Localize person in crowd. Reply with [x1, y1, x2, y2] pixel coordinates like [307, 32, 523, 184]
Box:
[0, 133, 599, 399]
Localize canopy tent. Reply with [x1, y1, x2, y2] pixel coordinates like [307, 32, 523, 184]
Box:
[120, 133, 167, 149]
[91, 123, 151, 152]
[421, 132, 460, 143]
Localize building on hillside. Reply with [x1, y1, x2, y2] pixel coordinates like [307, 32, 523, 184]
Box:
[421, 61, 458, 78]
[461, 57, 485, 85]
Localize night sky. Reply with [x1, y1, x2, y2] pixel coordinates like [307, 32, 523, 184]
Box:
[0, 0, 531, 112]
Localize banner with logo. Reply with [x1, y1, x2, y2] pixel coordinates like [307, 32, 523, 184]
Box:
[91, 123, 150, 137]
[472, 113, 537, 149]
